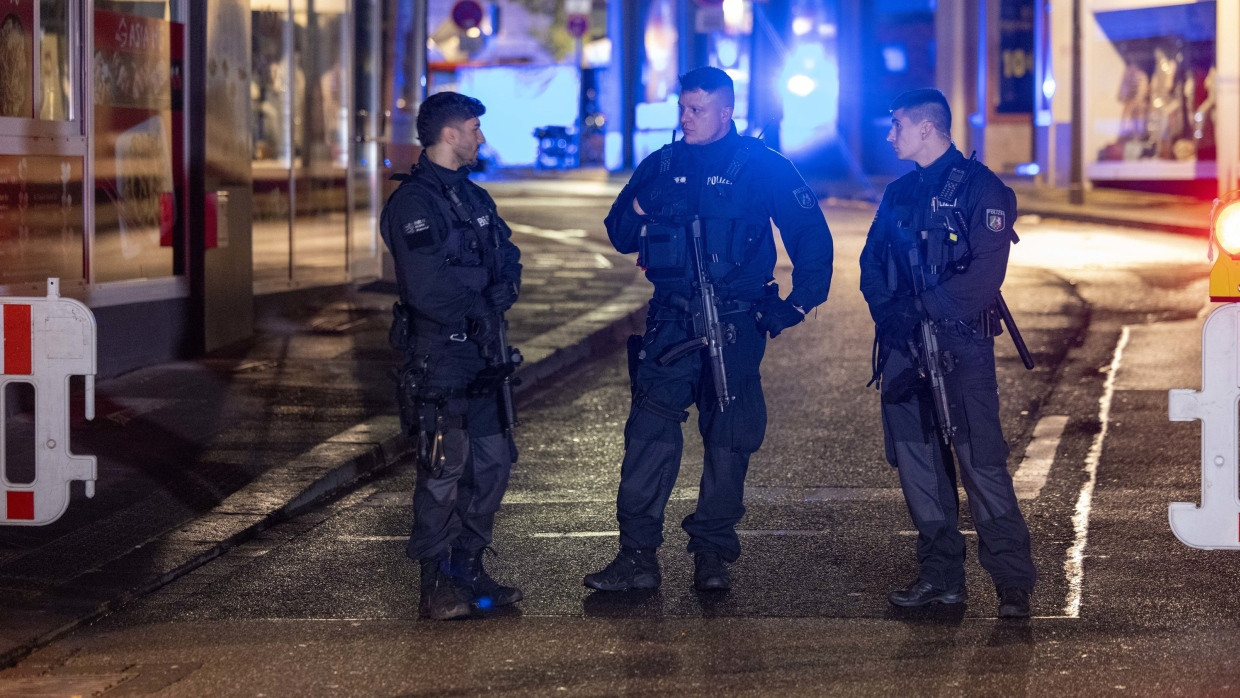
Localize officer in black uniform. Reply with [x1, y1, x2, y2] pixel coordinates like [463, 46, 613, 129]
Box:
[585, 67, 833, 592]
[859, 88, 1035, 618]
[379, 92, 523, 620]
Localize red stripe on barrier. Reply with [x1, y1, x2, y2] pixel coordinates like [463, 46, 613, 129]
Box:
[3, 304, 33, 375]
[6, 491, 34, 520]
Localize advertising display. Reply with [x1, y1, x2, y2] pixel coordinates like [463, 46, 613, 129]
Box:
[1087, 0, 1217, 181]
[92, 9, 182, 282]
[0, 0, 34, 118]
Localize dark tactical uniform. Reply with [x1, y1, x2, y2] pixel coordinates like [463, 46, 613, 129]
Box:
[859, 144, 1036, 594]
[379, 152, 521, 569]
[604, 124, 833, 561]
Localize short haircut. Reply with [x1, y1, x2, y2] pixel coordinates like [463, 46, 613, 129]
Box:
[416, 91, 486, 147]
[680, 66, 735, 107]
[890, 88, 952, 137]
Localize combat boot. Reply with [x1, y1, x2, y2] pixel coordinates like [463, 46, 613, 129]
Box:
[997, 587, 1031, 618]
[419, 555, 472, 620]
[450, 547, 523, 609]
[583, 546, 661, 591]
[693, 551, 731, 591]
[887, 579, 967, 607]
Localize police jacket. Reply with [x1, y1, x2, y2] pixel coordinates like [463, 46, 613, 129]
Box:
[605, 124, 833, 310]
[379, 152, 521, 339]
[859, 145, 1017, 323]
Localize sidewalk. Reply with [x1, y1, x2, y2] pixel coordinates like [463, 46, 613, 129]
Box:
[0, 228, 649, 668]
[0, 167, 1214, 669]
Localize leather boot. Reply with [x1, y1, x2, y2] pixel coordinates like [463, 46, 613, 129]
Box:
[450, 548, 523, 609]
[583, 547, 661, 591]
[419, 555, 471, 620]
[693, 551, 731, 590]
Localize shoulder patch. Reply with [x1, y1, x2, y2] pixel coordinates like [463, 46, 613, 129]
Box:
[794, 185, 817, 209]
[985, 208, 1006, 232]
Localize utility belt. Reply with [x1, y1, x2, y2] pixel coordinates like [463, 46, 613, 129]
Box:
[650, 292, 754, 320]
[389, 300, 472, 351]
[932, 303, 1004, 339]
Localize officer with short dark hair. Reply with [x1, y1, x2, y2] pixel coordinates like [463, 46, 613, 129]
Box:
[586, 66, 833, 592]
[380, 91, 523, 620]
[860, 88, 1036, 618]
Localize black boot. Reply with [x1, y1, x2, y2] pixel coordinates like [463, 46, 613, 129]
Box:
[583, 547, 661, 591]
[887, 579, 967, 607]
[693, 551, 731, 591]
[419, 555, 472, 620]
[450, 548, 523, 609]
[997, 587, 1031, 618]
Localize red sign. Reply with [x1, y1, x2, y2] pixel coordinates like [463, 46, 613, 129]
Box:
[566, 13, 589, 38]
[451, 0, 484, 30]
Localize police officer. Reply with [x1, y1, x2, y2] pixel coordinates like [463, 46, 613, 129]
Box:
[859, 88, 1036, 618]
[379, 92, 523, 620]
[585, 67, 833, 592]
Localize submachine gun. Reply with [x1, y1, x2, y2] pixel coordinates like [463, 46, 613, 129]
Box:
[905, 198, 1036, 446]
[654, 216, 736, 412]
[439, 181, 523, 444]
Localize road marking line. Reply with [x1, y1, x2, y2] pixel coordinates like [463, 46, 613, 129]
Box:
[1064, 326, 1129, 618]
[505, 222, 616, 268]
[1013, 415, 1070, 500]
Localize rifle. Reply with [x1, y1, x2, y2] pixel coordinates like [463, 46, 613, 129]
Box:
[655, 216, 735, 412]
[906, 239, 957, 445]
[438, 181, 523, 442]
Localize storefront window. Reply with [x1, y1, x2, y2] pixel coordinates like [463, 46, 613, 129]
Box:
[39, 0, 71, 120]
[92, 0, 184, 283]
[1088, 1, 1216, 180]
[0, 2, 34, 118]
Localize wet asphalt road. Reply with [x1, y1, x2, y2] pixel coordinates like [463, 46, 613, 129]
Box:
[2, 185, 1234, 697]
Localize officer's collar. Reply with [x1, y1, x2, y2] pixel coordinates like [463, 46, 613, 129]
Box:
[916, 144, 963, 181]
[683, 122, 741, 163]
[417, 150, 472, 185]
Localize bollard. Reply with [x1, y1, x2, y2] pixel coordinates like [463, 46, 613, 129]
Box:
[1169, 303, 1240, 549]
[0, 278, 97, 525]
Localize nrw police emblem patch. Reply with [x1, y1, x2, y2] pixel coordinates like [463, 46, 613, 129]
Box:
[794, 186, 817, 209]
[986, 208, 1006, 232]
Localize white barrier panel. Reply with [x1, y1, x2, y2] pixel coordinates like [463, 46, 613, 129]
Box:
[1169, 303, 1240, 549]
[0, 278, 97, 525]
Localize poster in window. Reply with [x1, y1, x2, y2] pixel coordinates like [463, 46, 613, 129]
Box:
[93, 9, 180, 282]
[0, 0, 35, 118]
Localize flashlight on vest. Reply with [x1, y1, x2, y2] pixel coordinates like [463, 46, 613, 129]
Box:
[1209, 191, 1240, 302]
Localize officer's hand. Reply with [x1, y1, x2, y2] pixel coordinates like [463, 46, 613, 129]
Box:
[756, 298, 805, 338]
[483, 282, 518, 313]
[873, 297, 921, 346]
[469, 314, 501, 355]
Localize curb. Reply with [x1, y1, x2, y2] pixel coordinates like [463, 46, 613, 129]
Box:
[0, 276, 653, 670]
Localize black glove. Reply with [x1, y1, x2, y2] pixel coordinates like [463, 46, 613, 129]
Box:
[755, 297, 805, 338]
[483, 282, 518, 313]
[872, 297, 922, 347]
[469, 314, 501, 355]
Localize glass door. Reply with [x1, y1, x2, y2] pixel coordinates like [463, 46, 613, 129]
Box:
[349, 0, 381, 280]
[251, 1, 294, 286]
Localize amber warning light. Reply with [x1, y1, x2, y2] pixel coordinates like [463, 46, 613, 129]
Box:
[1209, 192, 1240, 302]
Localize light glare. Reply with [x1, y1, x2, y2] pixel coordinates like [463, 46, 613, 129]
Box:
[1215, 201, 1240, 257]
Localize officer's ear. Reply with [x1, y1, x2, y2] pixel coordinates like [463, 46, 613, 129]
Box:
[440, 124, 458, 147]
[919, 120, 933, 141]
[721, 104, 734, 121]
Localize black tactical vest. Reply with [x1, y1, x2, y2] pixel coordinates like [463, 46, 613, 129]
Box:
[637, 139, 774, 291]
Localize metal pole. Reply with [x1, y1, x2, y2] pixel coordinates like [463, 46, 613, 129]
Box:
[1069, 0, 1084, 204]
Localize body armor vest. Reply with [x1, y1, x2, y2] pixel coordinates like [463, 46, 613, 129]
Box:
[637, 139, 774, 294]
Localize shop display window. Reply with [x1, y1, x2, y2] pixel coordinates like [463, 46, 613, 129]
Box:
[1087, 0, 1216, 180]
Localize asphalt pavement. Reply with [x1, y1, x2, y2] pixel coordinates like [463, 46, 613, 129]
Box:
[0, 168, 1217, 669]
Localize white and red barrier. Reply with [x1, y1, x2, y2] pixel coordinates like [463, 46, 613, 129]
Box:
[1169, 303, 1240, 548]
[0, 278, 97, 525]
